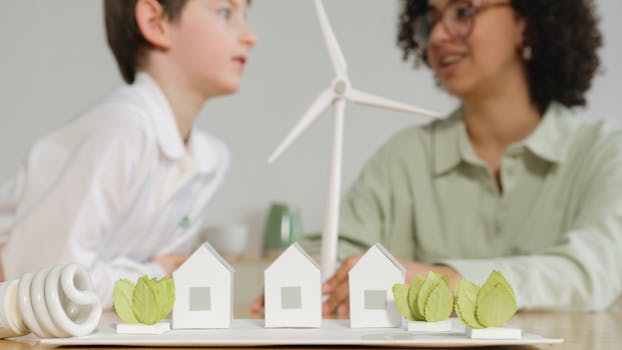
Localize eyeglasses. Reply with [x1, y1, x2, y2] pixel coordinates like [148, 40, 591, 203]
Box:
[413, 0, 511, 50]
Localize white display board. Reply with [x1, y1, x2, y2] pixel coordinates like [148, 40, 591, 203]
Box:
[17, 318, 563, 348]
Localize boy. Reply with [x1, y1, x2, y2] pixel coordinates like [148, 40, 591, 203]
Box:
[0, 0, 256, 309]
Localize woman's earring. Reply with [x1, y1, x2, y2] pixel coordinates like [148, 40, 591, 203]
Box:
[521, 45, 533, 61]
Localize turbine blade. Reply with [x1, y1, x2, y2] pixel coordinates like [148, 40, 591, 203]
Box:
[268, 88, 334, 163]
[347, 88, 442, 118]
[314, 0, 347, 76]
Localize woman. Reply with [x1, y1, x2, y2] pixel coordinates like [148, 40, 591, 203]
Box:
[312, 0, 622, 316]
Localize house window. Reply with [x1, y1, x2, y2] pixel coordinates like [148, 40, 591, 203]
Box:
[281, 286, 302, 309]
[189, 287, 211, 311]
[364, 290, 387, 310]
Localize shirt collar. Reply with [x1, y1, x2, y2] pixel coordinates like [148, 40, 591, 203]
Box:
[433, 109, 475, 175]
[133, 72, 185, 160]
[132, 72, 218, 174]
[187, 128, 220, 174]
[433, 103, 574, 175]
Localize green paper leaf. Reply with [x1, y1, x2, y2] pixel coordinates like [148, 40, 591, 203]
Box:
[416, 272, 441, 321]
[393, 284, 415, 321]
[130, 275, 176, 325]
[114, 275, 176, 326]
[476, 272, 517, 327]
[486, 271, 516, 300]
[154, 277, 176, 321]
[132, 276, 159, 325]
[407, 276, 426, 321]
[455, 279, 484, 329]
[423, 280, 453, 322]
[112, 279, 138, 324]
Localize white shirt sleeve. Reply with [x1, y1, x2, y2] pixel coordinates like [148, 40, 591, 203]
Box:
[1, 104, 164, 309]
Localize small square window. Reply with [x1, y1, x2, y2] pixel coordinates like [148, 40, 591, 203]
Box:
[189, 287, 211, 311]
[364, 290, 387, 310]
[281, 286, 302, 309]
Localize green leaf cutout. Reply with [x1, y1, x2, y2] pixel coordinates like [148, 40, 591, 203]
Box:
[393, 284, 415, 321]
[441, 274, 451, 287]
[114, 275, 176, 326]
[423, 280, 453, 322]
[112, 279, 138, 324]
[485, 270, 516, 300]
[416, 272, 442, 320]
[475, 271, 517, 327]
[402, 272, 454, 323]
[408, 276, 426, 321]
[454, 279, 484, 329]
[394, 272, 455, 324]
[153, 277, 176, 321]
[132, 276, 159, 325]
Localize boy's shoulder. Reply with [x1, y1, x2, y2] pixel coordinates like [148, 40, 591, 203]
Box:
[53, 74, 230, 169]
[30, 81, 164, 166]
[91, 83, 158, 133]
[75, 75, 174, 146]
[63, 85, 151, 141]
[101, 78, 231, 169]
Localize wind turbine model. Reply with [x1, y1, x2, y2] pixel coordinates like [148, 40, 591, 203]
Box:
[268, 0, 441, 280]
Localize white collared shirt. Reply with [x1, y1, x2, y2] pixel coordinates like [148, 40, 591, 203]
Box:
[0, 73, 229, 309]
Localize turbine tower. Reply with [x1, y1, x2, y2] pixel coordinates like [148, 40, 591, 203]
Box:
[268, 0, 441, 280]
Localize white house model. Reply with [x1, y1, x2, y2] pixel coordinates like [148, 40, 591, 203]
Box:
[172, 242, 234, 329]
[264, 242, 321, 328]
[348, 243, 405, 328]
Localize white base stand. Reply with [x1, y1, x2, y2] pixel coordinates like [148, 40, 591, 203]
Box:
[406, 319, 452, 332]
[116, 322, 171, 335]
[467, 327, 522, 339]
[34, 319, 563, 347]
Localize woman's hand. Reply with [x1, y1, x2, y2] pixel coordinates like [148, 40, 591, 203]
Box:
[150, 252, 188, 276]
[396, 258, 462, 291]
[250, 293, 264, 314]
[321, 254, 362, 317]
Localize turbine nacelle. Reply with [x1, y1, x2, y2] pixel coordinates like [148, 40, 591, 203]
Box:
[331, 77, 350, 98]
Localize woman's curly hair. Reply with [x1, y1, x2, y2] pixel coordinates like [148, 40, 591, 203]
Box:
[397, 0, 603, 113]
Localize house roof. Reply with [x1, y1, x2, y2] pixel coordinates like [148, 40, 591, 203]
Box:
[371, 243, 405, 274]
[191, 241, 235, 272]
[271, 242, 319, 270]
[204, 242, 235, 272]
[292, 242, 320, 269]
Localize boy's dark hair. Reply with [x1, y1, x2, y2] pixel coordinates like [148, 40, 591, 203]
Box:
[397, 0, 603, 114]
[104, 0, 189, 84]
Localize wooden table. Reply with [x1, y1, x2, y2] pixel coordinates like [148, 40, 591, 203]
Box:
[2, 303, 621, 349]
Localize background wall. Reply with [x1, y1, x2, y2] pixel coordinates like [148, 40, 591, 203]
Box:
[1, 0, 620, 258]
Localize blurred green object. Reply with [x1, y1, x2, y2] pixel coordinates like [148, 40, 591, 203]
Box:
[263, 202, 303, 256]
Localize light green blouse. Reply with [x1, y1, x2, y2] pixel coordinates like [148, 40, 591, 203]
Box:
[300, 103, 622, 311]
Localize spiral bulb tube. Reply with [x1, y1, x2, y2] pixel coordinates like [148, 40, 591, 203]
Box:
[0, 264, 101, 338]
